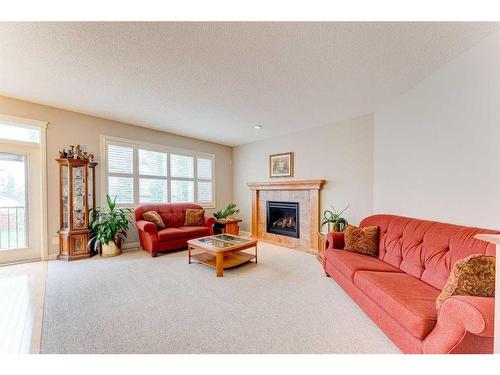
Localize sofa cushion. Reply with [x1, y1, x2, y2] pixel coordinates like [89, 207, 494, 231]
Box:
[344, 224, 379, 257]
[158, 228, 188, 241]
[436, 254, 496, 310]
[354, 271, 440, 339]
[325, 249, 401, 281]
[178, 226, 210, 237]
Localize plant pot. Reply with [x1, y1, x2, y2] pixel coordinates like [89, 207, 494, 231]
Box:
[328, 222, 342, 233]
[101, 241, 122, 257]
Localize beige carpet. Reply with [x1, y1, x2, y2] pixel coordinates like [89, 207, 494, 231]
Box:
[41, 242, 399, 354]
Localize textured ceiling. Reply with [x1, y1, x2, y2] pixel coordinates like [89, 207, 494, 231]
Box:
[0, 22, 498, 146]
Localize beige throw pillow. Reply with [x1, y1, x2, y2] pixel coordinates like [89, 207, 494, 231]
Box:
[142, 211, 166, 230]
[436, 254, 495, 310]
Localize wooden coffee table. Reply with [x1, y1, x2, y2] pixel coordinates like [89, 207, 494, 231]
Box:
[188, 234, 258, 277]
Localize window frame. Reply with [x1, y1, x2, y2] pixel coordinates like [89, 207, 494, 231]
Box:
[100, 135, 216, 208]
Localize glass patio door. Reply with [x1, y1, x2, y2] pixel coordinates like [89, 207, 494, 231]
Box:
[0, 130, 42, 264]
[0, 153, 27, 250]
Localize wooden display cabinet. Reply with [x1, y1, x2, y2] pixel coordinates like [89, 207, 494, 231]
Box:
[56, 158, 97, 261]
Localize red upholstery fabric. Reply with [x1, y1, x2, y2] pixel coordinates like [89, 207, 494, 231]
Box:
[135, 203, 214, 256]
[177, 226, 211, 237]
[136, 219, 157, 234]
[325, 248, 401, 281]
[158, 228, 188, 241]
[326, 232, 345, 250]
[324, 214, 498, 354]
[354, 271, 440, 339]
[325, 261, 421, 353]
[360, 214, 498, 290]
[423, 296, 495, 354]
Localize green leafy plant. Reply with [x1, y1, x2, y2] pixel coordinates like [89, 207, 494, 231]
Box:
[88, 195, 133, 253]
[321, 204, 349, 232]
[213, 203, 240, 220]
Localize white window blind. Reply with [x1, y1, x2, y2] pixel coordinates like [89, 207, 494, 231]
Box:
[170, 154, 194, 178]
[103, 137, 215, 207]
[139, 149, 167, 176]
[107, 144, 133, 174]
[108, 176, 134, 204]
[171, 180, 194, 203]
[197, 158, 212, 180]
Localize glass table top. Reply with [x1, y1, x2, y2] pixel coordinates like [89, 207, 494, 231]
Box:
[196, 234, 253, 248]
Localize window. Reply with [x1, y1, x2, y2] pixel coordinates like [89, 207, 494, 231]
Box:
[0, 122, 40, 143]
[102, 137, 215, 207]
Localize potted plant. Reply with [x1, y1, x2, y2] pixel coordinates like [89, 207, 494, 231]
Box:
[88, 195, 132, 257]
[321, 204, 349, 233]
[213, 202, 240, 220]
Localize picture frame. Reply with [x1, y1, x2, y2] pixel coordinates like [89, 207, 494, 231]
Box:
[269, 152, 294, 178]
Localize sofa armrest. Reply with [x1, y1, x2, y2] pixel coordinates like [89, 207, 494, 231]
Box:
[136, 220, 158, 235]
[326, 232, 345, 250]
[440, 295, 494, 337]
[423, 295, 495, 353]
[204, 216, 215, 227]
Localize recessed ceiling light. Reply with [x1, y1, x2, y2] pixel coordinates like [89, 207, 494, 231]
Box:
[254, 125, 262, 129]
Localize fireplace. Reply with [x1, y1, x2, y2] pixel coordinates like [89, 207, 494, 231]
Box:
[266, 201, 300, 238]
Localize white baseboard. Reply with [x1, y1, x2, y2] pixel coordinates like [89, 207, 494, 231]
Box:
[122, 242, 141, 251]
[239, 230, 252, 238]
[47, 242, 141, 260]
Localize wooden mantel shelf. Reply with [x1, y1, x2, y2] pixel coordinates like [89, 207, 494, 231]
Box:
[247, 180, 326, 191]
[474, 234, 500, 245]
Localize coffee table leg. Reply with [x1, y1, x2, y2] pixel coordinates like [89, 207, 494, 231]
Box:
[188, 245, 191, 264]
[255, 244, 258, 264]
[216, 252, 224, 277]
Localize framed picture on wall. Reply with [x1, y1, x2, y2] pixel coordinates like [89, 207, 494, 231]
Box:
[269, 152, 294, 178]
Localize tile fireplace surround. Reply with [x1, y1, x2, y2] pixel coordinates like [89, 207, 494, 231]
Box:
[247, 180, 326, 252]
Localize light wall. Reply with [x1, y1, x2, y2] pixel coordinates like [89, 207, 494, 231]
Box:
[373, 30, 500, 229]
[233, 114, 374, 233]
[0, 95, 234, 255]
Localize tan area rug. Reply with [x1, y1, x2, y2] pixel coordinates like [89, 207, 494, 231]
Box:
[41, 242, 399, 353]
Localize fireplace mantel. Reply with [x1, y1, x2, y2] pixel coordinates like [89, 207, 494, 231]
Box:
[247, 180, 325, 191]
[247, 179, 326, 252]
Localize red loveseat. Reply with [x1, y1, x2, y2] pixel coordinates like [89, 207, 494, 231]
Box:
[324, 214, 498, 354]
[135, 203, 215, 257]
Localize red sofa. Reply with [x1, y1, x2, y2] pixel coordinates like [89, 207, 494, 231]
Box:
[135, 203, 215, 257]
[324, 214, 497, 354]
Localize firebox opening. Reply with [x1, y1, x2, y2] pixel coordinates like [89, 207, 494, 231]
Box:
[266, 201, 300, 239]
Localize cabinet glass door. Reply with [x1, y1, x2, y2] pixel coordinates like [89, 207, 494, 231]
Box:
[61, 164, 69, 229]
[88, 166, 94, 212]
[71, 165, 86, 229]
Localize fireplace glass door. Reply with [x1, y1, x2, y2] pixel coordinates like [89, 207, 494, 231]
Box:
[266, 201, 300, 238]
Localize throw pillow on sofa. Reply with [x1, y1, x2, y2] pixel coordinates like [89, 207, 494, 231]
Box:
[436, 254, 495, 310]
[184, 208, 205, 226]
[143, 211, 166, 230]
[344, 224, 379, 257]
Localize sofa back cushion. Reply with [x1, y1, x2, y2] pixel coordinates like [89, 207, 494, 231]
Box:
[135, 203, 204, 228]
[359, 214, 498, 290]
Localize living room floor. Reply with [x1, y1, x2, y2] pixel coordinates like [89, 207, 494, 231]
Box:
[37, 242, 399, 354]
[0, 261, 47, 353]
